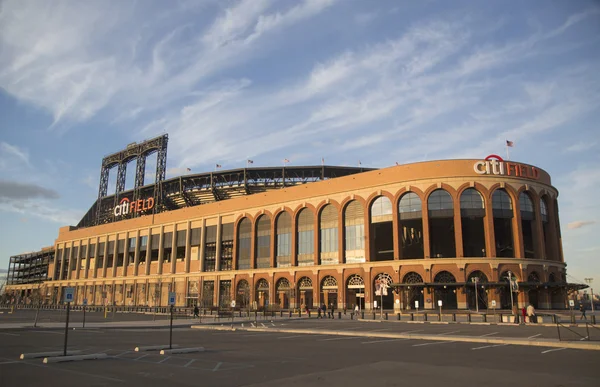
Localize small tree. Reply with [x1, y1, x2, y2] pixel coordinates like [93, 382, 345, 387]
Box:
[31, 283, 47, 327]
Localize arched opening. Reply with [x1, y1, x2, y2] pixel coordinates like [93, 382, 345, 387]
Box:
[345, 274, 364, 310]
[275, 278, 292, 309]
[255, 215, 271, 269]
[321, 276, 338, 309]
[297, 277, 314, 310]
[492, 190, 514, 258]
[433, 271, 457, 309]
[460, 189, 486, 257]
[398, 192, 424, 259]
[403, 272, 424, 310]
[370, 196, 394, 261]
[499, 271, 518, 309]
[466, 271, 488, 310]
[527, 272, 540, 309]
[236, 280, 250, 310]
[344, 201, 365, 263]
[428, 189, 456, 258]
[255, 278, 269, 310]
[373, 273, 394, 310]
[319, 204, 339, 265]
[520, 192, 536, 258]
[276, 212, 292, 268]
[540, 197, 552, 260]
[237, 218, 252, 270]
[297, 208, 315, 266]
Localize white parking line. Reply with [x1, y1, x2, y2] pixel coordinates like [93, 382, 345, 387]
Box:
[528, 334, 542, 339]
[0, 332, 20, 336]
[30, 330, 63, 335]
[479, 332, 499, 337]
[0, 361, 19, 365]
[541, 348, 567, 354]
[213, 362, 223, 372]
[158, 356, 171, 363]
[318, 336, 360, 341]
[362, 339, 409, 344]
[368, 328, 392, 332]
[437, 330, 461, 335]
[401, 329, 423, 334]
[412, 341, 456, 347]
[472, 344, 509, 350]
[183, 359, 196, 368]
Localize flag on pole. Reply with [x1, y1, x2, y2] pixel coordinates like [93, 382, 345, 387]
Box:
[283, 158, 290, 164]
[216, 164, 222, 169]
[247, 159, 253, 164]
[358, 160, 362, 166]
[321, 157, 324, 166]
[186, 168, 191, 172]
[506, 140, 514, 147]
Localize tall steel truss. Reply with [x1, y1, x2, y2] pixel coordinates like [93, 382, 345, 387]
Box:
[96, 134, 168, 224]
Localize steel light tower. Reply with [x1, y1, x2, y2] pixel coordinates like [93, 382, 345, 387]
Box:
[584, 278, 594, 314]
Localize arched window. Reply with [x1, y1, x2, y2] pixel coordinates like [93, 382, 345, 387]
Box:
[370, 196, 394, 261]
[398, 193, 424, 259]
[319, 205, 338, 265]
[540, 197, 553, 260]
[428, 189, 456, 258]
[460, 188, 486, 257]
[255, 215, 271, 269]
[236, 280, 250, 309]
[276, 212, 291, 268]
[403, 272, 424, 284]
[492, 189, 514, 258]
[297, 208, 314, 266]
[297, 277, 314, 309]
[344, 201, 365, 263]
[520, 192, 536, 258]
[466, 270, 488, 310]
[237, 218, 252, 269]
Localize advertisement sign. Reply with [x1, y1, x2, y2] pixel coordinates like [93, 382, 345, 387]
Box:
[473, 155, 539, 180]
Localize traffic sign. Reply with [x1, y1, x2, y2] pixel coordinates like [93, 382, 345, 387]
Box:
[414, 300, 419, 309]
[437, 300, 442, 307]
[63, 287, 75, 303]
[83, 298, 88, 306]
[491, 300, 496, 307]
[168, 292, 176, 306]
[230, 300, 236, 308]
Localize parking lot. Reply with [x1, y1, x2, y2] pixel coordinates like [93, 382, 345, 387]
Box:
[1, 317, 599, 387]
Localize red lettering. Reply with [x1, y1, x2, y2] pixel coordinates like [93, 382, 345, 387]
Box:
[520, 165, 527, 177]
[147, 197, 154, 210]
[532, 167, 539, 179]
[137, 199, 143, 212]
[130, 200, 136, 212]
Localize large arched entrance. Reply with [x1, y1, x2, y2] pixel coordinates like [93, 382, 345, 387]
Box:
[346, 274, 365, 310]
[403, 272, 424, 310]
[527, 272, 541, 309]
[236, 280, 250, 309]
[433, 271, 457, 309]
[297, 277, 314, 310]
[466, 271, 488, 311]
[321, 276, 338, 308]
[255, 278, 269, 310]
[373, 273, 394, 310]
[275, 278, 292, 309]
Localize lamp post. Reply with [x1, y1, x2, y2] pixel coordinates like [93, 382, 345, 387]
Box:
[507, 270, 515, 319]
[585, 278, 594, 314]
[471, 277, 479, 313]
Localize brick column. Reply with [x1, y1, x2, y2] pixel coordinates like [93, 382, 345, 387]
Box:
[216, 216, 223, 271]
[185, 221, 191, 273]
[199, 219, 206, 272]
[157, 226, 165, 275]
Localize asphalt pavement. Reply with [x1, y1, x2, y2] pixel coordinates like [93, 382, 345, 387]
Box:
[1, 322, 599, 387]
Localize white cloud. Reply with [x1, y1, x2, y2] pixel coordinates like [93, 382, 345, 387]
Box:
[565, 141, 597, 152]
[568, 220, 596, 229]
[0, 142, 30, 167]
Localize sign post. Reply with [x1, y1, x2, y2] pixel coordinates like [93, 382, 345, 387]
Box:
[230, 300, 236, 325]
[63, 287, 75, 356]
[491, 300, 497, 322]
[414, 300, 419, 313]
[168, 292, 176, 349]
[82, 298, 88, 328]
[569, 299, 575, 324]
[438, 300, 443, 320]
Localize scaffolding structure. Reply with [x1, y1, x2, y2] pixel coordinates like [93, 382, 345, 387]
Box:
[7, 249, 53, 285]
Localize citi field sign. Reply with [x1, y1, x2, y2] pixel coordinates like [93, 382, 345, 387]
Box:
[473, 155, 539, 180]
[113, 197, 155, 217]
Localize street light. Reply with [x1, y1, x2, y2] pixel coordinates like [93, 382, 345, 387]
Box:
[507, 271, 515, 319]
[471, 277, 479, 313]
[585, 278, 594, 314]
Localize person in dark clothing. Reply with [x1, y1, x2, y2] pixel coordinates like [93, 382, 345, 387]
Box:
[193, 305, 199, 318]
[330, 303, 336, 319]
[322, 303, 327, 319]
[317, 305, 322, 318]
[580, 304, 587, 319]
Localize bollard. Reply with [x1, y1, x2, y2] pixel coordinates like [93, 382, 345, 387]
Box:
[298, 309, 301, 318]
[385, 312, 388, 320]
[289, 311, 292, 318]
[338, 311, 342, 319]
[467, 314, 472, 323]
[361, 311, 365, 319]
[424, 313, 428, 322]
[591, 315, 596, 325]
[483, 314, 487, 323]
[397, 313, 401, 321]
[280, 311, 283, 318]
[411, 313, 414, 321]
[308, 310, 311, 318]
[373, 312, 376, 320]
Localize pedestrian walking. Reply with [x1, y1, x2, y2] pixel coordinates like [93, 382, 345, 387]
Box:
[580, 304, 587, 319]
[317, 305, 322, 319]
[329, 302, 335, 319]
[193, 305, 199, 318]
[512, 305, 520, 324]
[354, 304, 360, 319]
[527, 304, 536, 323]
[521, 307, 527, 324]
[322, 303, 328, 319]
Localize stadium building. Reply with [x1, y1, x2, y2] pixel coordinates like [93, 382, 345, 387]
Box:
[4, 135, 573, 311]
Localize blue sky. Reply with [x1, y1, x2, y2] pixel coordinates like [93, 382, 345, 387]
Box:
[0, 0, 599, 287]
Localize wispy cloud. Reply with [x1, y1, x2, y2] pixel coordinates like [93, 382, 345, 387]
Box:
[568, 220, 596, 229]
[0, 180, 59, 200]
[565, 141, 597, 153]
[0, 142, 30, 167]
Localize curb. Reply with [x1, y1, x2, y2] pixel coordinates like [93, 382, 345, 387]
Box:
[190, 325, 600, 351]
[43, 353, 108, 363]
